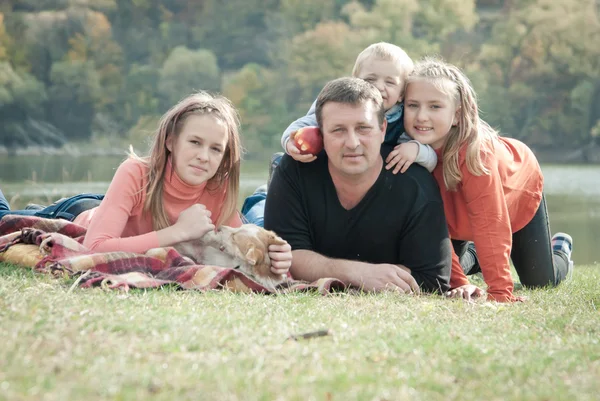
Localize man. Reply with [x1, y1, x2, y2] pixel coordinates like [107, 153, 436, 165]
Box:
[264, 77, 452, 294]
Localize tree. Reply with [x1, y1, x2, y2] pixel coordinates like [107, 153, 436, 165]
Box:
[280, 21, 363, 110]
[48, 60, 101, 140]
[0, 62, 64, 148]
[477, 0, 600, 146]
[271, 0, 336, 37]
[158, 46, 220, 108]
[341, 0, 478, 58]
[0, 14, 9, 61]
[64, 9, 125, 135]
[191, 0, 279, 69]
[223, 63, 291, 153]
[119, 63, 160, 126]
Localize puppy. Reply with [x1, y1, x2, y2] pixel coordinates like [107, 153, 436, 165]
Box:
[174, 224, 289, 291]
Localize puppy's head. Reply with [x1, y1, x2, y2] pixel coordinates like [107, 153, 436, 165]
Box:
[203, 224, 288, 283]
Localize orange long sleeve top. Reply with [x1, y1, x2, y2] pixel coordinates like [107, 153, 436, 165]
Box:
[433, 137, 543, 302]
[74, 158, 242, 254]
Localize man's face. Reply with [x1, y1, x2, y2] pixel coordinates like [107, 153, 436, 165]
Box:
[321, 100, 386, 179]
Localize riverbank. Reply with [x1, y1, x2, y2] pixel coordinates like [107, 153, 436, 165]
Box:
[531, 144, 600, 164]
[0, 144, 128, 157]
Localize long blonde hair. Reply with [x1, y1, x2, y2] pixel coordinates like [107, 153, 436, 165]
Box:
[130, 91, 242, 230]
[407, 57, 498, 191]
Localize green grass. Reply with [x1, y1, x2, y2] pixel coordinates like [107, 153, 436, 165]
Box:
[0, 262, 599, 401]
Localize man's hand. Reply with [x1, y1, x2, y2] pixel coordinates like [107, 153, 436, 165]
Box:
[445, 284, 485, 302]
[348, 263, 420, 294]
[286, 138, 317, 163]
[268, 241, 292, 275]
[289, 251, 420, 294]
[385, 142, 419, 174]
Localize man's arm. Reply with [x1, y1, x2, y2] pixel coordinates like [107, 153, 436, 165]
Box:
[291, 249, 419, 293]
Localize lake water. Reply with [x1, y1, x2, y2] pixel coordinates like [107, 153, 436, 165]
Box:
[1, 154, 599, 265]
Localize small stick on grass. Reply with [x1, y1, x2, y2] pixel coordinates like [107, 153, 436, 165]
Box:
[287, 329, 331, 341]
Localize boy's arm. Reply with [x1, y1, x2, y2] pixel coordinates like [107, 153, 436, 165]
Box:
[397, 133, 438, 172]
[281, 100, 318, 153]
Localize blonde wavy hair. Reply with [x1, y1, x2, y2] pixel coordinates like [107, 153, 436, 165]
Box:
[130, 91, 242, 230]
[406, 57, 498, 191]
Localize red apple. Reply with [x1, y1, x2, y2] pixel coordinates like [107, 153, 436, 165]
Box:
[291, 126, 324, 155]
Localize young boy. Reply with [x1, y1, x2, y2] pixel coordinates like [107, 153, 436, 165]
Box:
[282, 42, 437, 174]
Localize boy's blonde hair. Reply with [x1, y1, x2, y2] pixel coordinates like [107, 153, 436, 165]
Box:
[406, 56, 498, 191]
[130, 91, 242, 230]
[352, 42, 414, 80]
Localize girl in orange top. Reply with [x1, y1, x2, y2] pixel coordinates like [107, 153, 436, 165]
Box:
[83, 91, 292, 275]
[397, 57, 573, 302]
[0, 92, 292, 275]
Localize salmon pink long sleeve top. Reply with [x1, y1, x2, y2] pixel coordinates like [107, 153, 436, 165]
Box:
[75, 158, 242, 254]
[433, 137, 543, 302]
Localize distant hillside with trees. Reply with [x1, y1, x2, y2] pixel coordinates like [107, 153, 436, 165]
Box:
[0, 0, 598, 160]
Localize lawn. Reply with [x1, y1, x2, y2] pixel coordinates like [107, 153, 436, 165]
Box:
[0, 262, 598, 401]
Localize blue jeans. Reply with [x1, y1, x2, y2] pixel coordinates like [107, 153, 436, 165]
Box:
[241, 185, 267, 227]
[0, 190, 104, 222]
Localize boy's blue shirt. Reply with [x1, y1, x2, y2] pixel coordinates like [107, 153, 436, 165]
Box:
[383, 103, 404, 145]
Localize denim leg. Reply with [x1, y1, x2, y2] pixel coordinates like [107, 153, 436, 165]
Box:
[0, 189, 38, 219]
[241, 187, 267, 227]
[243, 199, 266, 227]
[34, 193, 104, 221]
[0, 189, 9, 215]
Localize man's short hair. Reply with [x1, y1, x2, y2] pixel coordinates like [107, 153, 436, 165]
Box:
[315, 77, 386, 128]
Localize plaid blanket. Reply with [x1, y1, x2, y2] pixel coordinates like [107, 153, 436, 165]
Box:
[0, 215, 345, 294]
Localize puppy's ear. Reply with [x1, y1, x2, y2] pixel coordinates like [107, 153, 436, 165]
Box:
[245, 246, 263, 266]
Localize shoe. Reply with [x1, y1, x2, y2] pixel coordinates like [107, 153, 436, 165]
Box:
[268, 152, 284, 187]
[552, 232, 574, 280]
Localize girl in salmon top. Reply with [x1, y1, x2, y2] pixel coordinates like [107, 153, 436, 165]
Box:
[399, 57, 573, 302]
[1, 92, 292, 275]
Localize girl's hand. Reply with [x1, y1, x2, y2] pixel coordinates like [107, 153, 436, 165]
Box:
[268, 241, 292, 275]
[487, 293, 528, 303]
[287, 138, 317, 163]
[175, 204, 215, 242]
[445, 284, 486, 302]
[385, 142, 419, 174]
